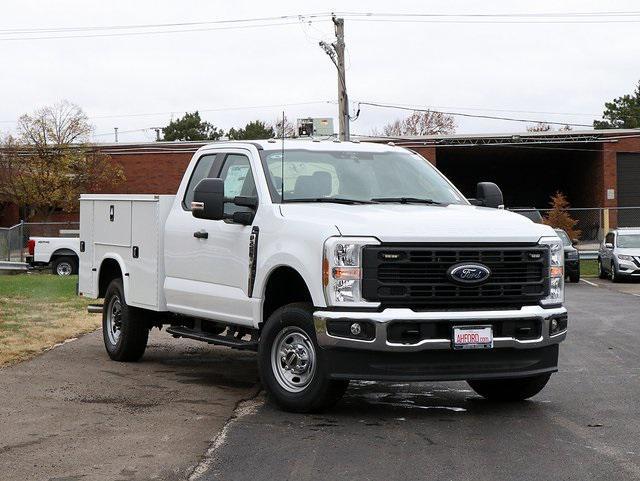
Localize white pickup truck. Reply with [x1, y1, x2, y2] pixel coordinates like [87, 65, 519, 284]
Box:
[79, 140, 567, 412]
[28, 236, 80, 276]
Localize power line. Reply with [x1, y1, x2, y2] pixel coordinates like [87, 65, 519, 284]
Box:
[358, 101, 595, 127]
[0, 101, 335, 124]
[0, 12, 331, 34]
[3, 10, 639, 41]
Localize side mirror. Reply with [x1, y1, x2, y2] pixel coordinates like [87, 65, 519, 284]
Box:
[476, 182, 504, 209]
[571, 239, 579, 247]
[605, 242, 614, 249]
[192, 178, 225, 220]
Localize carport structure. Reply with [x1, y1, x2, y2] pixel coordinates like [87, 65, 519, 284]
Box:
[397, 130, 640, 209]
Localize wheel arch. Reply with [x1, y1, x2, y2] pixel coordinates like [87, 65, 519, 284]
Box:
[51, 248, 78, 259]
[97, 254, 129, 299]
[260, 265, 314, 327]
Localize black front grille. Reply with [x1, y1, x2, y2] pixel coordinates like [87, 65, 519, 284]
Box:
[362, 244, 549, 309]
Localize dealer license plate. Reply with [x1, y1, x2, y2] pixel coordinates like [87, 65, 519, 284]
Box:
[452, 326, 493, 350]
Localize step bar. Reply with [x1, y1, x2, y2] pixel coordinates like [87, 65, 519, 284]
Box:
[166, 326, 258, 351]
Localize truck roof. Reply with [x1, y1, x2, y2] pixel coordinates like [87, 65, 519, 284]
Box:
[197, 138, 409, 154]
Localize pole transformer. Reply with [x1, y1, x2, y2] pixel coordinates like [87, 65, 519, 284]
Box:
[319, 16, 349, 140]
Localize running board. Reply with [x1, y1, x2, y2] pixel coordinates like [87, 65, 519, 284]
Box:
[165, 326, 258, 351]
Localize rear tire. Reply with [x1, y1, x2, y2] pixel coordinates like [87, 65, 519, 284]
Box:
[51, 256, 78, 276]
[467, 373, 551, 401]
[102, 278, 150, 362]
[258, 302, 348, 413]
[568, 271, 580, 283]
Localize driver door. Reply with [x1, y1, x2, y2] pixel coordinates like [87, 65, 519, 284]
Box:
[164, 150, 257, 326]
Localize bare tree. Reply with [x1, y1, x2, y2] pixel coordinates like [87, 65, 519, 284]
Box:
[0, 101, 124, 220]
[272, 115, 296, 138]
[374, 110, 456, 137]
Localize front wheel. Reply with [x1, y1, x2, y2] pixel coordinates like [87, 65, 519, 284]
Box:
[258, 303, 348, 413]
[568, 271, 580, 283]
[598, 258, 607, 279]
[102, 278, 150, 362]
[467, 373, 551, 401]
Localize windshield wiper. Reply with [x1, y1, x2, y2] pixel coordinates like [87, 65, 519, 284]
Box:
[371, 197, 443, 205]
[284, 197, 378, 205]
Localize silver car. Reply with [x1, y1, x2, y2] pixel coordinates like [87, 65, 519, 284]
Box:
[598, 228, 640, 282]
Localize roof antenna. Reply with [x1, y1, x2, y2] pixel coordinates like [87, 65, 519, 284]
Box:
[281, 111, 285, 203]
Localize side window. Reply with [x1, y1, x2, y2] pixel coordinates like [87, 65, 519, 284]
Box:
[219, 154, 257, 216]
[183, 154, 217, 210]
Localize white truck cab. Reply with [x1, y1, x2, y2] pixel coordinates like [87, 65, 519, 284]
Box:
[79, 140, 567, 412]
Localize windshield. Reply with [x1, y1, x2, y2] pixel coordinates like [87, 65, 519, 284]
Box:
[555, 230, 572, 246]
[260, 149, 467, 204]
[617, 234, 640, 248]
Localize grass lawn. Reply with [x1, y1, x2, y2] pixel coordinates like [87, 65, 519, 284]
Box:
[580, 259, 599, 278]
[0, 274, 99, 367]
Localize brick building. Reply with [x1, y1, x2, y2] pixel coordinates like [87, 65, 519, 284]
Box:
[1, 130, 639, 227]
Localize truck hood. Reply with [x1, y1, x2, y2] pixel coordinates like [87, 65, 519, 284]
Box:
[280, 203, 555, 243]
[615, 248, 640, 256]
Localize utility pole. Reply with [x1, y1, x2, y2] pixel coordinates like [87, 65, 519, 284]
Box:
[114, 127, 119, 143]
[319, 16, 349, 140]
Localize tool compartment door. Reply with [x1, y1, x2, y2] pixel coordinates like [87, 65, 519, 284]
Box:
[128, 200, 160, 308]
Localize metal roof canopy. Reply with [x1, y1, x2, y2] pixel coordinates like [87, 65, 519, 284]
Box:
[358, 129, 640, 147]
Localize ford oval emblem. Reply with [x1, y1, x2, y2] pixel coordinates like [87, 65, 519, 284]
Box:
[447, 263, 491, 285]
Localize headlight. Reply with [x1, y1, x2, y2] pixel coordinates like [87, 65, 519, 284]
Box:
[539, 236, 564, 306]
[617, 254, 634, 261]
[323, 237, 380, 307]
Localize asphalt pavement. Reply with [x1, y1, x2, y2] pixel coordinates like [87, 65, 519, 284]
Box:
[2, 281, 639, 481]
[198, 282, 640, 481]
[0, 330, 259, 481]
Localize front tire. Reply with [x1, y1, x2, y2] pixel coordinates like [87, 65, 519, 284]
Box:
[467, 373, 551, 401]
[102, 278, 150, 362]
[598, 258, 607, 279]
[610, 260, 620, 283]
[568, 271, 580, 283]
[258, 303, 348, 413]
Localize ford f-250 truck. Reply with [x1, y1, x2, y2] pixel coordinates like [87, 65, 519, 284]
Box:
[79, 139, 567, 412]
[28, 236, 80, 275]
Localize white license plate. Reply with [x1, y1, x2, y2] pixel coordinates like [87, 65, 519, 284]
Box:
[452, 326, 493, 349]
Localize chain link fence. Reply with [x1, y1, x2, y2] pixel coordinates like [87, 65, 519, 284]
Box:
[0, 221, 79, 263]
[513, 207, 640, 250]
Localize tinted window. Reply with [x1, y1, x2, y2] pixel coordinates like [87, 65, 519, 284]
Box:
[219, 154, 257, 216]
[183, 154, 217, 210]
[605, 233, 615, 245]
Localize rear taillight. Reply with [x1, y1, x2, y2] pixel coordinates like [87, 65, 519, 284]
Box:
[28, 239, 35, 255]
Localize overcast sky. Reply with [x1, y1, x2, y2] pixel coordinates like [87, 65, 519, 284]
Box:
[1, 0, 639, 143]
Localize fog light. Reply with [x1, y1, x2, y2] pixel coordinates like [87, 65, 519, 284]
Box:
[550, 319, 558, 332]
[350, 323, 362, 336]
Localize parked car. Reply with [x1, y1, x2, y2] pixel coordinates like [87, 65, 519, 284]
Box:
[79, 140, 568, 412]
[509, 207, 544, 224]
[554, 229, 580, 283]
[598, 228, 640, 282]
[28, 236, 80, 276]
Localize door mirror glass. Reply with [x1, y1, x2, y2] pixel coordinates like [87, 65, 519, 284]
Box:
[192, 178, 225, 220]
[476, 182, 504, 209]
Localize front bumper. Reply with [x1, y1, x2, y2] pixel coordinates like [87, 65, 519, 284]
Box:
[314, 305, 567, 381]
[314, 305, 567, 352]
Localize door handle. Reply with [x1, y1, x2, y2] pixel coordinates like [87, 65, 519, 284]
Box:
[193, 230, 208, 239]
